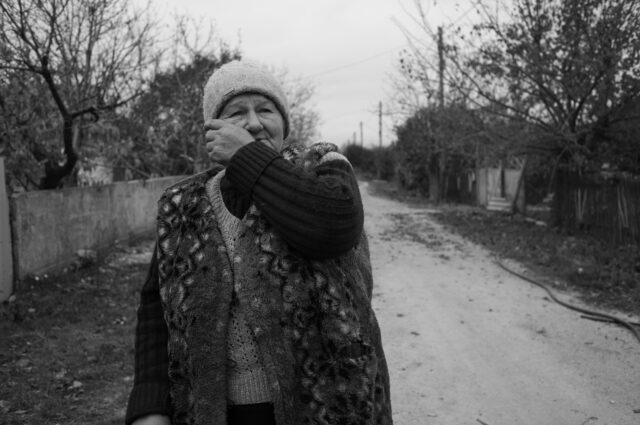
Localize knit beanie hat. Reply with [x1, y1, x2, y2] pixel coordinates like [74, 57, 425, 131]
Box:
[203, 60, 290, 138]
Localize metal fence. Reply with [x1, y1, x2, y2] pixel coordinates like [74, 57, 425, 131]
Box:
[554, 171, 640, 246]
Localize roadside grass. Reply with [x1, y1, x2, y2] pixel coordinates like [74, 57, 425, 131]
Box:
[0, 240, 154, 425]
[367, 179, 640, 318]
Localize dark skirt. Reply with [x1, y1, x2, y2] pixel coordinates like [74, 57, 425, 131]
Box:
[227, 403, 276, 425]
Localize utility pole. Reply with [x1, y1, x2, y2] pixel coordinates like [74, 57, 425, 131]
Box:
[438, 25, 445, 108]
[359, 121, 363, 146]
[353, 132, 357, 145]
[430, 25, 446, 203]
[378, 101, 382, 147]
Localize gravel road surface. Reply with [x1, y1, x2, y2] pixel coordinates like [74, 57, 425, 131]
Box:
[362, 182, 640, 425]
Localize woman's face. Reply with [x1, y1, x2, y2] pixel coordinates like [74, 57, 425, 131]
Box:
[218, 93, 286, 152]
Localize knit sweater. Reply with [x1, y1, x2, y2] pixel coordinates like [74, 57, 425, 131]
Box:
[125, 141, 389, 425]
[206, 170, 271, 405]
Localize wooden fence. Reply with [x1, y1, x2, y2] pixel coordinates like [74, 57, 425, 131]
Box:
[443, 172, 475, 204]
[554, 171, 640, 246]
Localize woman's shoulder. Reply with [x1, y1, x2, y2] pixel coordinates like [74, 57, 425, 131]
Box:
[284, 141, 350, 169]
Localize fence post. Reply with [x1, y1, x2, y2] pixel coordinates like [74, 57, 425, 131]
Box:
[0, 157, 13, 301]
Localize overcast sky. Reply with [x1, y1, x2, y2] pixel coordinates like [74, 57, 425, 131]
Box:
[159, 0, 477, 147]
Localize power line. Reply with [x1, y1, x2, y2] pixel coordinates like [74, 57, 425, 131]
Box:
[444, 3, 480, 29]
[322, 108, 372, 121]
[304, 47, 404, 79]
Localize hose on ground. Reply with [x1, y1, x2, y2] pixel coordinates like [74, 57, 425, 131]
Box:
[493, 257, 640, 345]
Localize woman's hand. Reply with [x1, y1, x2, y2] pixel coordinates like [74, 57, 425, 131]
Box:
[204, 119, 254, 165]
[132, 414, 171, 425]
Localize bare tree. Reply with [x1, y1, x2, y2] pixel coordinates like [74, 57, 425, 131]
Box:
[392, 0, 640, 209]
[392, 1, 492, 201]
[0, 0, 159, 189]
[116, 14, 241, 177]
[457, 0, 640, 170]
[272, 67, 321, 146]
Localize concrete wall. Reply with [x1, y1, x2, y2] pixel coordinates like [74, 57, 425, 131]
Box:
[0, 158, 13, 301]
[477, 167, 526, 212]
[504, 169, 526, 212]
[476, 168, 488, 206]
[11, 175, 185, 279]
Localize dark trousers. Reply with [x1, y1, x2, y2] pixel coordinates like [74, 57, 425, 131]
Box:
[227, 403, 276, 425]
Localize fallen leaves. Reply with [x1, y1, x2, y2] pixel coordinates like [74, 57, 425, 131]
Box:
[434, 204, 640, 315]
[0, 238, 153, 423]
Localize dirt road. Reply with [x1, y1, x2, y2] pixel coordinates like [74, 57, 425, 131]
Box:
[362, 182, 640, 425]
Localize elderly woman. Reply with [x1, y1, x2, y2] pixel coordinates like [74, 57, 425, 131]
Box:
[125, 60, 392, 425]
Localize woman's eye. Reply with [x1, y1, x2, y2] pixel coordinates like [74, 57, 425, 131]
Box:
[225, 110, 242, 118]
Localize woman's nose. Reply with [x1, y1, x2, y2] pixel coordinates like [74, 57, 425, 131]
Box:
[244, 110, 263, 133]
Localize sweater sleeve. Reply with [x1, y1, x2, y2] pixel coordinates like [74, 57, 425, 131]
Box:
[125, 245, 172, 425]
[225, 141, 364, 260]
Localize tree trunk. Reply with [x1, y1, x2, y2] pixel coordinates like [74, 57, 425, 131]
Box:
[552, 169, 565, 228]
[428, 154, 440, 202]
[39, 117, 78, 189]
